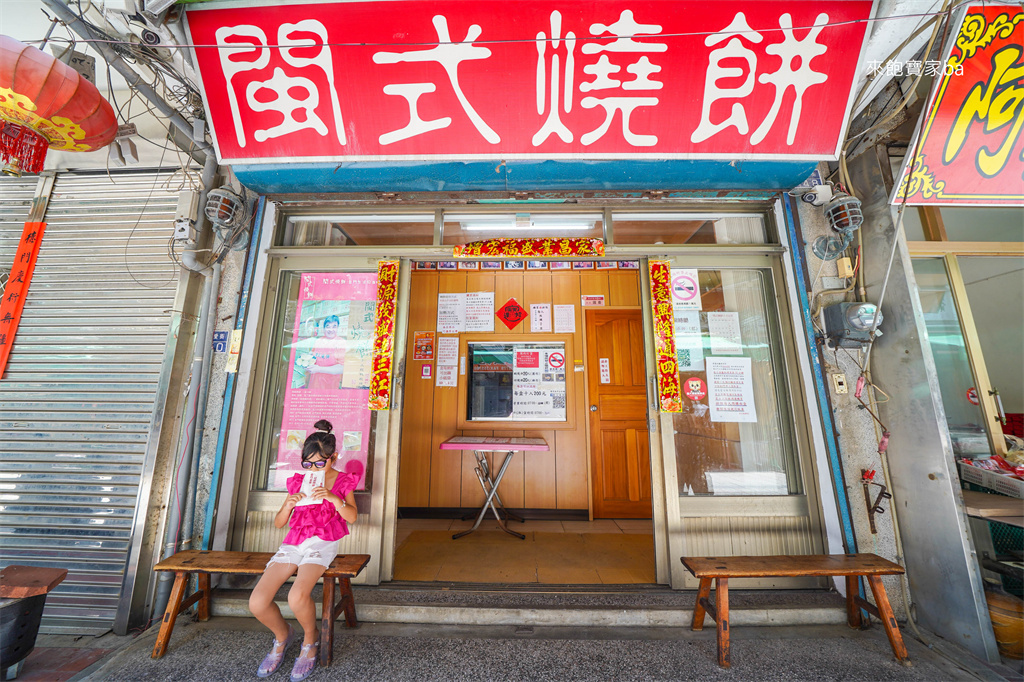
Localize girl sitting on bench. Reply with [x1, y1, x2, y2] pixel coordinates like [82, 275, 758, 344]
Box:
[249, 419, 358, 681]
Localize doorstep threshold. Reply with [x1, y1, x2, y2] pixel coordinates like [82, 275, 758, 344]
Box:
[209, 583, 847, 628]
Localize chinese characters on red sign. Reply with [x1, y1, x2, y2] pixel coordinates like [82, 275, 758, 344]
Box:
[186, 1, 871, 164]
[0, 221, 45, 377]
[894, 5, 1023, 206]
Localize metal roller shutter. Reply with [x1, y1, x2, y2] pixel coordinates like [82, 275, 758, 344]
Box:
[0, 170, 182, 634]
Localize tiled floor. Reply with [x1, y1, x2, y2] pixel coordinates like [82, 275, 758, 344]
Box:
[393, 518, 655, 584]
[10, 632, 121, 681]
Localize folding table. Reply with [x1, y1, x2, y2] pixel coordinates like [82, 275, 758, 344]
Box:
[440, 436, 549, 539]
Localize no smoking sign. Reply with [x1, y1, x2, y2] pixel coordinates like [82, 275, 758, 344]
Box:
[548, 352, 565, 369]
[671, 269, 702, 310]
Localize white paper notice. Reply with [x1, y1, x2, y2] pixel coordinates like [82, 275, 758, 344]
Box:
[465, 291, 495, 332]
[530, 304, 552, 332]
[707, 357, 757, 422]
[437, 336, 459, 366]
[599, 358, 611, 384]
[554, 305, 576, 333]
[674, 309, 704, 371]
[676, 335, 705, 371]
[670, 268, 702, 310]
[437, 293, 466, 334]
[435, 365, 458, 387]
[708, 312, 743, 355]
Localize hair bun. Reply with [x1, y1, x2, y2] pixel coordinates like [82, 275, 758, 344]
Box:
[313, 419, 333, 434]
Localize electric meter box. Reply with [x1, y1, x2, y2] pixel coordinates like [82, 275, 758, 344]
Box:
[823, 302, 883, 347]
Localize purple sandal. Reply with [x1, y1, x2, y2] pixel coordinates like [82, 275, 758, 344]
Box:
[289, 640, 319, 682]
[256, 625, 295, 677]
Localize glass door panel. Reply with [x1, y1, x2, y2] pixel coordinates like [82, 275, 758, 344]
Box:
[959, 257, 1023, 445]
[670, 268, 802, 496]
[911, 258, 995, 457]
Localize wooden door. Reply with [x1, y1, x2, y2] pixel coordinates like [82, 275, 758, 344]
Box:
[586, 309, 651, 518]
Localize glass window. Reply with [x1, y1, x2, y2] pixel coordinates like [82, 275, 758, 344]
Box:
[613, 213, 767, 245]
[442, 213, 603, 245]
[671, 268, 801, 496]
[283, 214, 435, 246]
[911, 258, 994, 456]
[941, 208, 1024, 243]
[253, 271, 378, 492]
[466, 342, 567, 422]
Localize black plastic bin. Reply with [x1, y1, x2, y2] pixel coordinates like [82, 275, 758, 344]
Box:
[0, 594, 48, 680]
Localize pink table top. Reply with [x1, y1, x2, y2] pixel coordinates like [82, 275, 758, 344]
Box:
[440, 436, 549, 452]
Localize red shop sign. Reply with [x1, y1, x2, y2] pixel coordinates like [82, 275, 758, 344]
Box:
[893, 5, 1024, 206]
[186, 0, 872, 165]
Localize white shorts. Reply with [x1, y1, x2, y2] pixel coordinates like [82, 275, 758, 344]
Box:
[266, 536, 340, 569]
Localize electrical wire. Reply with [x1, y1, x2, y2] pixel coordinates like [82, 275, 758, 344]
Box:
[34, 0, 1020, 53]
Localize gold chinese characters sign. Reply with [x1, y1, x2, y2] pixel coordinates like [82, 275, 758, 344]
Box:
[368, 260, 399, 410]
[893, 5, 1023, 206]
[453, 238, 605, 259]
[648, 260, 682, 413]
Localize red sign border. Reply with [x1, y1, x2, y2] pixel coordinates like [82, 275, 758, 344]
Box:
[183, 0, 876, 166]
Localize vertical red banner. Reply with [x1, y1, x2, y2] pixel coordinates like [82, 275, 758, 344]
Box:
[648, 259, 682, 413]
[368, 260, 400, 410]
[0, 221, 46, 377]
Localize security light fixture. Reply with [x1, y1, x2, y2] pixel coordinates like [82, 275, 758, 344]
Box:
[205, 187, 248, 231]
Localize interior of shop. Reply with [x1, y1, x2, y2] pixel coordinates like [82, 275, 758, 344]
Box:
[395, 264, 656, 584]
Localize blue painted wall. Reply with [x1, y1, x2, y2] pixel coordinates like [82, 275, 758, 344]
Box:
[233, 159, 817, 194]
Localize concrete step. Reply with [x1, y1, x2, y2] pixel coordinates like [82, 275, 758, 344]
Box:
[210, 582, 848, 628]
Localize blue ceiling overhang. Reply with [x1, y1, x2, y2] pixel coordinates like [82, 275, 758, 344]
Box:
[232, 159, 817, 195]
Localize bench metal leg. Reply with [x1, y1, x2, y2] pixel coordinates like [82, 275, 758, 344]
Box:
[716, 577, 730, 668]
[691, 578, 712, 631]
[845, 575, 862, 629]
[152, 571, 189, 659]
[866, 575, 909, 663]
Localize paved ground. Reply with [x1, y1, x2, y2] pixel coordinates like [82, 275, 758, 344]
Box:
[67, 616, 1019, 682]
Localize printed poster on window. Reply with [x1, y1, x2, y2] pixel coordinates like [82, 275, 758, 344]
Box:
[277, 272, 377, 491]
[707, 356, 757, 423]
[511, 348, 567, 420]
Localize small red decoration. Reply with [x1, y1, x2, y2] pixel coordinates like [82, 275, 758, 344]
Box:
[0, 36, 118, 173]
[683, 377, 707, 401]
[497, 298, 528, 330]
[453, 238, 604, 258]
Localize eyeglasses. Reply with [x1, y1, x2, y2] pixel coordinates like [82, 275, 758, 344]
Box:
[301, 459, 328, 469]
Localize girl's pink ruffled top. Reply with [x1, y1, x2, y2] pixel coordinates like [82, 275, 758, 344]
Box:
[283, 471, 359, 545]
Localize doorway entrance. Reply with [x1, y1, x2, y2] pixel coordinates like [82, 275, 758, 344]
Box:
[394, 262, 655, 584]
[585, 309, 651, 518]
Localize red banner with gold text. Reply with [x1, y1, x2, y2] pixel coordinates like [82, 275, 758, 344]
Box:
[369, 260, 400, 410]
[0, 221, 45, 377]
[648, 259, 682, 413]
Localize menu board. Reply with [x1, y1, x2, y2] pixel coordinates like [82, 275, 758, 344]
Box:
[466, 342, 567, 422]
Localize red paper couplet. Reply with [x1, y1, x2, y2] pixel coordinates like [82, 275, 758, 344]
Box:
[0, 221, 46, 377]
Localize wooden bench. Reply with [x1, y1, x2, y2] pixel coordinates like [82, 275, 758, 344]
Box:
[151, 550, 370, 667]
[681, 553, 907, 668]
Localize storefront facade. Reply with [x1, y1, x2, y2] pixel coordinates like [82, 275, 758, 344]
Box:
[210, 199, 839, 590]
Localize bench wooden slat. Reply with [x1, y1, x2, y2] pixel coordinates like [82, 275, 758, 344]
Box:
[0, 565, 68, 599]
[681, 553, 904, 578]
[153, 550, 369, 577]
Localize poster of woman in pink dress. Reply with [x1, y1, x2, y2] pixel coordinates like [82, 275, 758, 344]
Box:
[276, 273, 379, 491]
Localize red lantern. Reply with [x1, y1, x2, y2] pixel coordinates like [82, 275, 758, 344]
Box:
[0, 35, 118, 174]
